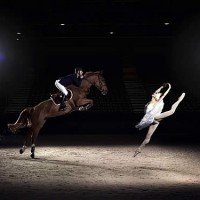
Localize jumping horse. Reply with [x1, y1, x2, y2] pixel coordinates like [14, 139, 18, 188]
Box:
[7, 71, 108, 158]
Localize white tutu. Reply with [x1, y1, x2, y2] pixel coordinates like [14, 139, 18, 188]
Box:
[136, 100, 164, 130]
[135, 113, 154, 130]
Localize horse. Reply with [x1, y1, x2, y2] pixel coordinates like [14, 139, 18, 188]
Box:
[7, 71, 108, 158]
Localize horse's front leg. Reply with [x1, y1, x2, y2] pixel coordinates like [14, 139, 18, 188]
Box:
[77, 99, 93, 111]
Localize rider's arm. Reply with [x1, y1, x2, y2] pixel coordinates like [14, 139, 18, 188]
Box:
[72, 75, 82, 87]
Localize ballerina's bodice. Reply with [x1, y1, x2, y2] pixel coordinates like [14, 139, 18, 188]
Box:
[145, 100, 164, 116]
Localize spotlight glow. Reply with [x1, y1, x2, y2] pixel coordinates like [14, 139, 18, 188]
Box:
[164, 22, 170, 26]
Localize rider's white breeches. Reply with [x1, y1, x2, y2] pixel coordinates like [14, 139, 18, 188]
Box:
[55, 80, 68, 96]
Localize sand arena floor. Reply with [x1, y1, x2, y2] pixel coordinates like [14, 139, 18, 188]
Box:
[0, 134, 200, 200]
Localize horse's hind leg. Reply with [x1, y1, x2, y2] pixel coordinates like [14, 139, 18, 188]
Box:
[19, 129, 33, 154]
[30, 120, 46, 159]
[31, 143, 35, 159]
[30, 128, 39, 159]
[19, 145, 26, 154]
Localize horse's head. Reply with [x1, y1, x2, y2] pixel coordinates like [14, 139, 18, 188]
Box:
[83, 71, 108, 95]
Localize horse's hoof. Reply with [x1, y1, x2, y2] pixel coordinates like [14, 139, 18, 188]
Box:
[78, 106, 85, 111]
[85, 104, 92, 110]
[19, 149, 24, 154]
[31, 153, 35, 159]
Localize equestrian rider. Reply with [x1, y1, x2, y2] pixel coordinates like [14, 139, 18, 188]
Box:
[55, 67, 84, 111]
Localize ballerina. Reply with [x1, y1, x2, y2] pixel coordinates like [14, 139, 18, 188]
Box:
[134, 82, 185, 157]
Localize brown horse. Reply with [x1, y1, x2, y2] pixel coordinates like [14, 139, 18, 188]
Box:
[7, 71, 108, 158]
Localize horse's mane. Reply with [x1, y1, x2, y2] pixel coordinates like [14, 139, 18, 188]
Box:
[84, 71, 101, 78]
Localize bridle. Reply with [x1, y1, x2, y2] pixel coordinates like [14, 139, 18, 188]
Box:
[83, 72, 106, 92]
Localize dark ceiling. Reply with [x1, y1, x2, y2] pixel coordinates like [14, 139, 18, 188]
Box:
[1, 1, 200, 97]
[0, 0, 199, 40]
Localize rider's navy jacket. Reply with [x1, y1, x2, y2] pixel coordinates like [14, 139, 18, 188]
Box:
[58, 74, 82, 87]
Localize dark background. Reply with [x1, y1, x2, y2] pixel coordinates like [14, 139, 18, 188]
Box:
[0, 0, 200, 136]
[1, 3, 200, 200]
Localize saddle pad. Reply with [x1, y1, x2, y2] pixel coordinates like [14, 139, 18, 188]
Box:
[50, 90, 72, 105]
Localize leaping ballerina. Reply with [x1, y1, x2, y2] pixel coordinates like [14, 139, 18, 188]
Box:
[134, 82, 185, 157]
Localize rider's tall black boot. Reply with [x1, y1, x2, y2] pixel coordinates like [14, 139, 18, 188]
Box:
[59, 94, 67, 111]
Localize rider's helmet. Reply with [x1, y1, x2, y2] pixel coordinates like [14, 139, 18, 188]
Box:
[75, 67, 83, 74]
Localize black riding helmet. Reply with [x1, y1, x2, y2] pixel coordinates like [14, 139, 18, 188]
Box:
[75, 67, 83, 74]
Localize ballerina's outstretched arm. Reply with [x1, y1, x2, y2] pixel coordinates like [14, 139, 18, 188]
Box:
[158, 83, 171, 102]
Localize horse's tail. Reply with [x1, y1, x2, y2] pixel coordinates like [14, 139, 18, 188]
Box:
[8, 107, 34, 133]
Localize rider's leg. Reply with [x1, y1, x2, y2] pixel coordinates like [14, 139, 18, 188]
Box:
[55, 80, 68, 96]
[55, 80, 68, 110]
[59, 94, 67, 110]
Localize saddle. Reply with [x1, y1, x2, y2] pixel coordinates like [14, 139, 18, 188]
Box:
[50, 89, 72, 105]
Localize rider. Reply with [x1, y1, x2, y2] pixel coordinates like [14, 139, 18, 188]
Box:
[55, 67, 84, 111]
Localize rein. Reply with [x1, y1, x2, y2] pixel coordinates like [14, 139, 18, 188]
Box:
[83, 77, 93, 85]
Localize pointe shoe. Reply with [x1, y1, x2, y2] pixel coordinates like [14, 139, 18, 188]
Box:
[178, 92, 185, 101]
[134, 148, 141, 157]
